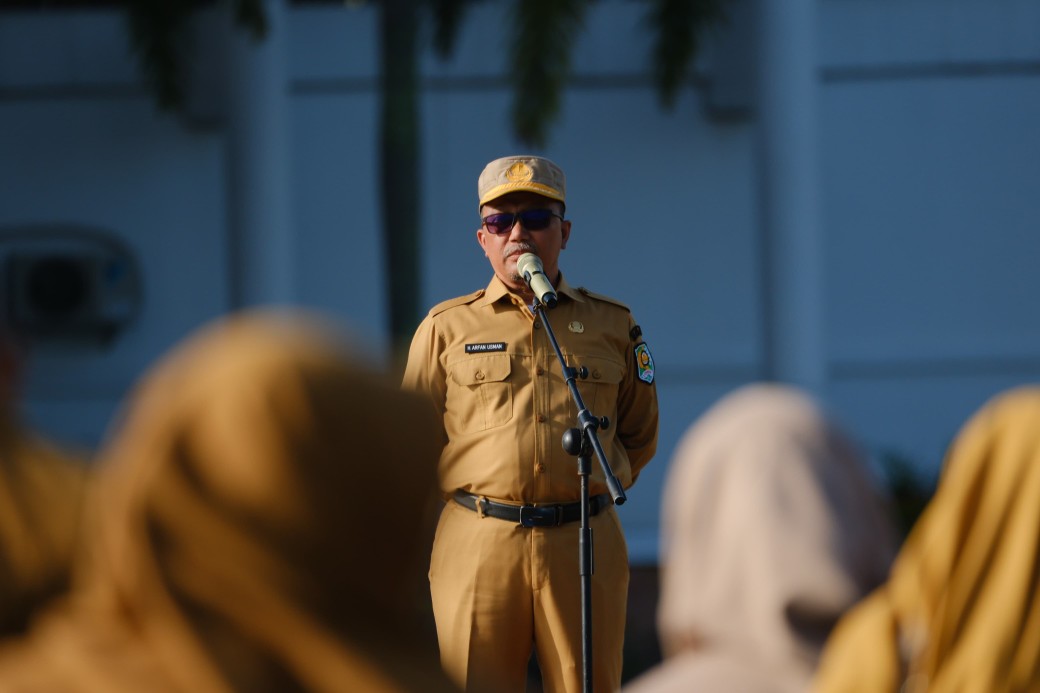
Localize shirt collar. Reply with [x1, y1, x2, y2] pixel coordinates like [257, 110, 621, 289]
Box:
[476, 272, 586, 308]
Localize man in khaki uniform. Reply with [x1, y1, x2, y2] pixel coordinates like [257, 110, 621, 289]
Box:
[403, 155, 659, 692]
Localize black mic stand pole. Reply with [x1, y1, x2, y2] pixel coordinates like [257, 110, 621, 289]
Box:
[530, 296, 626, 693]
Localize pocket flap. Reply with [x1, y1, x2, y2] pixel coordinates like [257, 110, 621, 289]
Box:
[566, 355, 624, 384]
[451, 354, 512, 386]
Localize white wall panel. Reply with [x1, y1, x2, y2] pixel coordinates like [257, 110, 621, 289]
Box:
[828, 375, 1037, 479]
[823, 76, 1040, 362]
[0, 99, 230, 448]
[821, 0, 1040, 68]
[290, 91, 387, 348]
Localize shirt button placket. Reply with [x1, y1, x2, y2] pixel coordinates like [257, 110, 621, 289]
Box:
[532, 319, 549, 492]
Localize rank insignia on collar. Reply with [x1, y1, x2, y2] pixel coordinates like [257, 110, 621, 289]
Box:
[635, 343, 655, 384]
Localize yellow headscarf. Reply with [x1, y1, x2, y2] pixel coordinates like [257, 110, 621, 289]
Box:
[814, 385, 1040, 692]
[0, 311, 457, 693]
[0, 422, 86, 635]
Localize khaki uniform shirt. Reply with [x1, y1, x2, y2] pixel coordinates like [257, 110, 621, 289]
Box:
[403, 274, 659, 503]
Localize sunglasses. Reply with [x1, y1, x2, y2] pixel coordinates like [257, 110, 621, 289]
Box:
[481, 209, 564, 235]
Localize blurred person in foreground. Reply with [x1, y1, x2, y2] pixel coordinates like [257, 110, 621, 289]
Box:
[403, 155, 659, 692]
[0, 324, 88, 636]
[0, 310, 458, 692]
[813, 385, 1040, 693]
[625, 384, 897, 693]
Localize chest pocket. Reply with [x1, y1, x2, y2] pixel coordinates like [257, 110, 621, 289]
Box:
[449, 354, 513, 431]
[569, 355, 624, 418]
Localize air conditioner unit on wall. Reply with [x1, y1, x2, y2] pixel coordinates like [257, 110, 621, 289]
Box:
[0, 226, 142, 346]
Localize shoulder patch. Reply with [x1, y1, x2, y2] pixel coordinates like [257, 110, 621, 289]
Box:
[635, 343, 655, 385]
[429, 290, 484, 317]
[577, 287, 631, 312]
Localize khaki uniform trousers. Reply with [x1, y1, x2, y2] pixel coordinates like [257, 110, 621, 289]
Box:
[429, 498, 630, 693]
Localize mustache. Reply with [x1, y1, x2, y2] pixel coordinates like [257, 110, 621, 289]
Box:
[502, 242, 537, 260]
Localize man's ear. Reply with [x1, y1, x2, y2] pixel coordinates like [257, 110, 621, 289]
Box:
[560, 220, 572, 250]
[476, 227, 489, 255]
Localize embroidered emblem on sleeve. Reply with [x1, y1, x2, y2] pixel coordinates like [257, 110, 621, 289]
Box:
[635, 343, 655, 384]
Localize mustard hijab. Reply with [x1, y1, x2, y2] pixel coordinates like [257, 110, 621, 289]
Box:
[626, 384, 896, 693]
[814, 386, 1040, 693]
[0, 311, 457, 693]
[0, 419, 86, 634]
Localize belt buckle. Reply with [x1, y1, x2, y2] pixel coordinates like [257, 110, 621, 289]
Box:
[519, 504, 560, 528]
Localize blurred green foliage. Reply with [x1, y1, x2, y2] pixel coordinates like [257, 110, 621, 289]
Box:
[8, 0, 730, 148]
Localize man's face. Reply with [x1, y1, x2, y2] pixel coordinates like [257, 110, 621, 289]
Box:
[476, 191, 571, 297]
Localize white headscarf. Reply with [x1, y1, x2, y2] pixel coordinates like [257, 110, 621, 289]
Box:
[627, 384, 896, 693]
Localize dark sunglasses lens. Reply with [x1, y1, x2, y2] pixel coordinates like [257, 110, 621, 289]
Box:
[484, 213, 515, 234]
[520, 209, 554, 230]
[483, 209, 557, 234]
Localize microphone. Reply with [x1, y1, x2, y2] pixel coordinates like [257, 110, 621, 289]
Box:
[516, 253, 558, 308]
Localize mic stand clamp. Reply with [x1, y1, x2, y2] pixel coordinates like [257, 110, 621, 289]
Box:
[530, 296, 626, 693]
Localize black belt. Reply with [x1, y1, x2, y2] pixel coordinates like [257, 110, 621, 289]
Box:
[452, 491, 612, 528]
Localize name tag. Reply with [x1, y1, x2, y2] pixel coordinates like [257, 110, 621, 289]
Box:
[465, 342, 507, 353]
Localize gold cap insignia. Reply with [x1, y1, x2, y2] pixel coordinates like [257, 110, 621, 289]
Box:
[506, 161, 534, 183]
[477, 155, 566, 208]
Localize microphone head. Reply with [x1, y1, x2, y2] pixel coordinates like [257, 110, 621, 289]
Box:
[516, 253, 543, 278]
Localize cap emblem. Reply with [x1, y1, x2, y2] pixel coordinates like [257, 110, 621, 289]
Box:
[506, 161, 534, 183]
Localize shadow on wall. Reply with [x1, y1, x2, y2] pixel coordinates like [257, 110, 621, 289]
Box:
[876, 449, 937, 538]
[622, 566, 664, 683]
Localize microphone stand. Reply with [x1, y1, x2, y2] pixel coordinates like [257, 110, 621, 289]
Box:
[530, 295, 626, 693]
